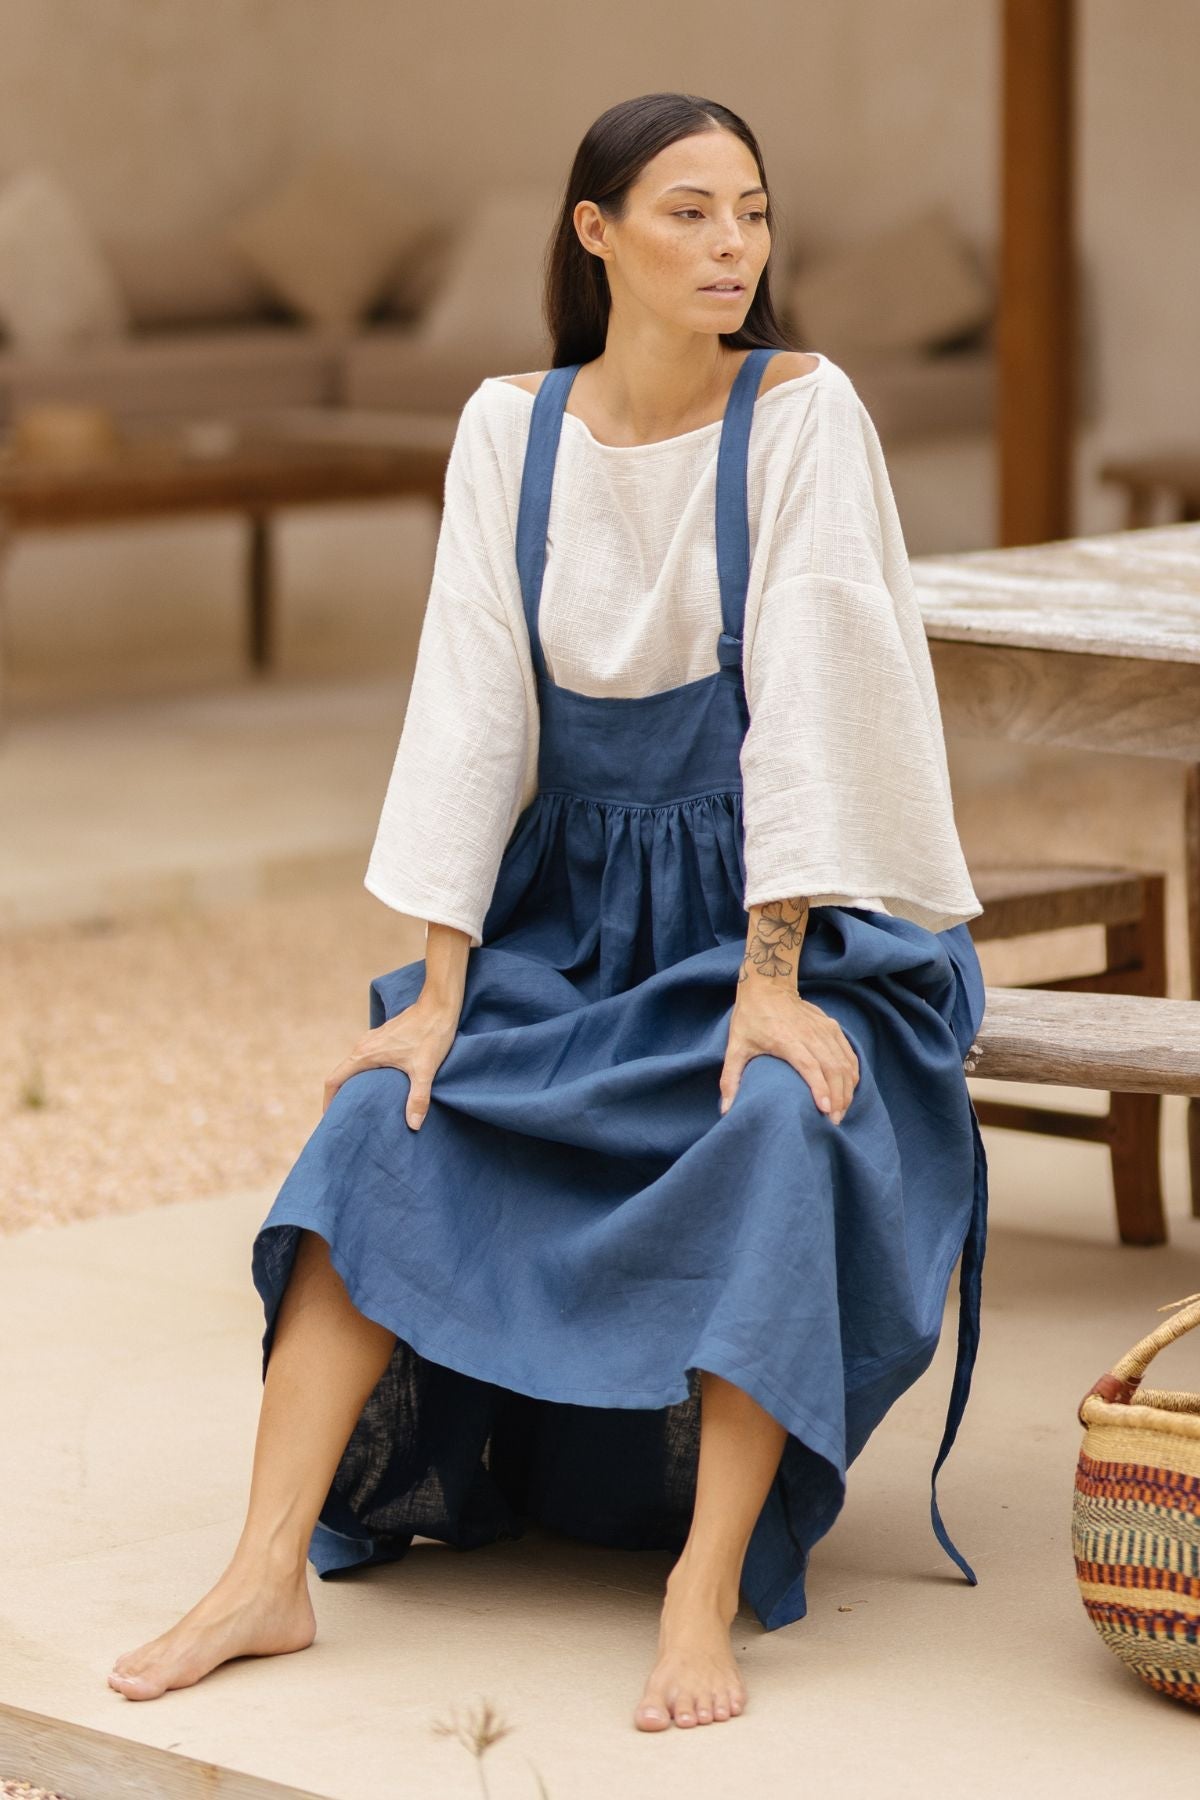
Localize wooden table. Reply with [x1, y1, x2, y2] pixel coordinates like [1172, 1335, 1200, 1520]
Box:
[912, 519, 1200, 1211]
[0, 409, 457, 727]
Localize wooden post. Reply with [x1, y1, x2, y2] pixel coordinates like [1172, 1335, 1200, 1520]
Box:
[246, 511, 274, 673]
[999, 0, 1076, 546]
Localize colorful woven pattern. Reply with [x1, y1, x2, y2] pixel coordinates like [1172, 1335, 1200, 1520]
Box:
[1074, 1297, 1200, 1709]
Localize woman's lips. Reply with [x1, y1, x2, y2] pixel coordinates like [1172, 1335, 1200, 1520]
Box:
[699, 283, 745, 293]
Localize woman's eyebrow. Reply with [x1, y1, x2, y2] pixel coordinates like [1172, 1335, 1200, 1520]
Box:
[659, 183, 768, 199]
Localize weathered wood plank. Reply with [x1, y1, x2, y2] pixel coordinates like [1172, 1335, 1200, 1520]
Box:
[968, 987, 1200, 1094]
[929, 639, 1200, 761]
[913, 519, 1200, 664]
[968, 862, 1153, 938]
[0, 1698, 331, 1800]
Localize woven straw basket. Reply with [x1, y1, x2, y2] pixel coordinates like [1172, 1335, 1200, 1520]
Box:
[1074, 1291, 1200, 1708]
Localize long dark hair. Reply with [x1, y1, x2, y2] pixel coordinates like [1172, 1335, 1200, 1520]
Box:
[544, 93, 797, 368]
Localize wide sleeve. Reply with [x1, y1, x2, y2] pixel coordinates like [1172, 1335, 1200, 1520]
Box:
[739, 380, 982, 933]
[363, 398, 533, 949]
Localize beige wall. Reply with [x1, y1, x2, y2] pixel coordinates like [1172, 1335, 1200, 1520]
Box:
[0, 0, 1195, 707]
[0, 0, 996, 255]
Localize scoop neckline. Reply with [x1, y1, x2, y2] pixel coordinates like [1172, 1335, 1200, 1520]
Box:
[491, 352, 826, 452]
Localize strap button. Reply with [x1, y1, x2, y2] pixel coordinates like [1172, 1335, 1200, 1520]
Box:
[716, 631, 743, 669]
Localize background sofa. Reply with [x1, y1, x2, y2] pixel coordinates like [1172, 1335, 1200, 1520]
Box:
[0, 157, 1008, 446]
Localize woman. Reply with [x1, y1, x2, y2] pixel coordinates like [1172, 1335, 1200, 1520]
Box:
[108, 92, 989, 1734]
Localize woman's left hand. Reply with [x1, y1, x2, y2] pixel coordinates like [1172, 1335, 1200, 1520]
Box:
[719, 989, 860, 1124]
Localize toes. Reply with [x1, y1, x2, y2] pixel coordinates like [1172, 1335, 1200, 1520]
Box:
[634, 1692, 671, 1732]
[672, 1690, 699, 1728]
[693, 1693, 714, 1724]
[108, 1668, 158, 1700]
[712, 1689, 731, 1721]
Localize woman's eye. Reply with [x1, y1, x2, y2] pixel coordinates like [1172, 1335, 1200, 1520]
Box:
[674, 209, 768, 222]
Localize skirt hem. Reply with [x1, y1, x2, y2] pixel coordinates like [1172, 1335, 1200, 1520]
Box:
[254, 1211, 860, 1474]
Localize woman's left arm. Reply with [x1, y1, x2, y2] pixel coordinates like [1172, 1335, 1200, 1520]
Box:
[719, 896, 860, 1125]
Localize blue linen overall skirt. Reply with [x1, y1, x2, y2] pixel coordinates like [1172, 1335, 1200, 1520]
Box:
[251, 346, 990, 1632]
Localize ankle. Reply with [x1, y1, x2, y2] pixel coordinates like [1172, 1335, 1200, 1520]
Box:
[226, 1534, 310, 1590]
[666, 1543, 742, 1618]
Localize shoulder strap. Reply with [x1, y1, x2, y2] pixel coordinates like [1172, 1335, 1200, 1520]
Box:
[514, 365, 580, 684]
[515, 348, 784, 685]
[713, 346, 786, 675]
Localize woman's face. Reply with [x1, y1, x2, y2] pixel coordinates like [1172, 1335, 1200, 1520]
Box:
[576, 129, 771, 335]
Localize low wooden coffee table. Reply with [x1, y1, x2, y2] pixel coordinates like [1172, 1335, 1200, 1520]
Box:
[0, 407, 458, 728]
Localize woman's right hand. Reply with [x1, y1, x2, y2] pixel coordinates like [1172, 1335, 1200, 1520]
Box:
[322, 997, 461, 1130]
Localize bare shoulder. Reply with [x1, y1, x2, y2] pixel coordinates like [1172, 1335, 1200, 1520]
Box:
[499, 371, 548, 396]
[759, 350, 821, 392]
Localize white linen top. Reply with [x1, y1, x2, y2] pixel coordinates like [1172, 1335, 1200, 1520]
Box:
[364, 350, 983, 948]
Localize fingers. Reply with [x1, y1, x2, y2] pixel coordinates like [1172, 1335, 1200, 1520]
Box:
[828, 1046, 859, 1122]
[830, 1052, 857, 1119]
[322, 1043, 433, 1128]
[405, 1078, 432, 1131]
[797, 1029, 859, 1125]
[321, 1003, 460, 1126]
[321, 1055, 360, 1114]
[721, 1031, 860, 1126]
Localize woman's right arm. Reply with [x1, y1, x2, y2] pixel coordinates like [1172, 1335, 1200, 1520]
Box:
[324, 392, 533, 1126]
[362, 394, 534, 950]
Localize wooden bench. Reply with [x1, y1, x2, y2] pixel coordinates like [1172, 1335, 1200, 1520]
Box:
[966, 987, 1200, 1246]
[967, 862, 1170, 1249]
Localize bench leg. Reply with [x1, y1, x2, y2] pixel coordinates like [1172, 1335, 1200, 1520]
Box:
[1108, 1091, 1168, 1246]
[1188, 765, 1200, 1218]
[1104, 877, 1169, 1245]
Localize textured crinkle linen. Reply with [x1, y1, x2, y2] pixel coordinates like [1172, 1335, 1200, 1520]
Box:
[253, 911, 986, 1631]
[252, 347, 990, 1634]
[362, 349, 982, 947]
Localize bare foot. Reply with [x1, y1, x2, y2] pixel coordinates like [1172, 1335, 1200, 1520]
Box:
[634, 1555, 747, 1731]
[107, 1559, 317, 1700]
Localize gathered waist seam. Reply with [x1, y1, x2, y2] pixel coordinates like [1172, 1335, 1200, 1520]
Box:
[534, 785, 744, 813]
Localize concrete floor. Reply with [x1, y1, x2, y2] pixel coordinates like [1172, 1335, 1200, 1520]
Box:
[2, 674, 1200, 1797]
[3, 1151, 1198, 1798]
[0, 675, 409, 932]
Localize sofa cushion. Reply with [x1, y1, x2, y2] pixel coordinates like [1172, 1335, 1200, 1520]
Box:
[786, 206, 993, 361]
[0, 167, 129, 354]
[371, 222, 461, 324]
[102, 227, 279, 328]
[840, 346, 995, 441]
[0, 326, 348, 425]
[226, 150, 424, 329]
[339, 325, 554, 413]
[415, 186, 560, 366]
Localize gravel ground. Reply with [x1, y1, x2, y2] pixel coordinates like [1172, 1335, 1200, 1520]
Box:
[0, 886, 423, 1236]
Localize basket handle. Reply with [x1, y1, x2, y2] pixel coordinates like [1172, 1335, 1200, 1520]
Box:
[1076, 1291, 1200, 1425]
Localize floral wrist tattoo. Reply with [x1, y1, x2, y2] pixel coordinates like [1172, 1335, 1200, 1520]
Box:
[738, 896, 810, 986]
